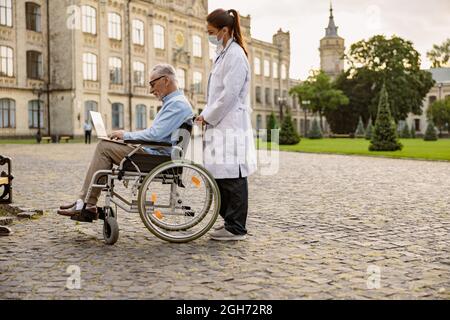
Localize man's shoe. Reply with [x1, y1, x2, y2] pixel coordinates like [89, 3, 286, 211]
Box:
[59, 202, 76, 210]
[213, 224, 225, 231]
[210, 228, 247, 241]
[57, 205, 97, 218]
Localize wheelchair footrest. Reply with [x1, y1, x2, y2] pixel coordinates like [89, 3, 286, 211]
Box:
[70, 208, 100, 223]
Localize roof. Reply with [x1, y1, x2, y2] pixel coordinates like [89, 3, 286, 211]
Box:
[427, 68, 450, 84]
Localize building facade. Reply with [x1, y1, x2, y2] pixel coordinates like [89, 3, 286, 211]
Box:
[0, 0, 301, 138]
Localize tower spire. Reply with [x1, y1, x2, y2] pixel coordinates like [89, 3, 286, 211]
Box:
[325, 2, 338, 37]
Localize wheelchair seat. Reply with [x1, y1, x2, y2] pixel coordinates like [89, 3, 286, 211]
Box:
[122, 154, 171, 173]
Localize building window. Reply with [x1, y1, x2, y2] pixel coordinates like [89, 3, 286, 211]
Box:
[414, 119, 421, 132]
[83, 53, 97, 81]
[254, 57, 261, 76]
[109, 57, 122, 84]
[133, 61, 145, 86]
[26, 51, 43, 79]
[153, 24, 165, 50]
[193, 35, 202, 58]
[177, 68, 186, 91]
[209, 43, 216, 61]
[84, 101, 97, 123]
[28, 100, 44, 128]
[193, 71, 202, 94]
[111, 103, 124, 129]
[132, 19, 144, 45]
[108, 12, 121, 40]
[26, 2, 41, 32]
[0, 98, 15, 128]
[264, 60, 270, 77]
[256, 114, 262, 131]
[135, 104, 147, 130]
[0, 46, 13, 77]
[273, 62, 278, 79]
[150, 106, 156, 120]
[281, 64, 287, 80]
[274, 89, 280, 106]
[255, 86, 262, 104]
[81, 5, 96, 35]
[429, 96, 437, 105]
[0, 0, 12, 27]
[265, 88, 271, 105]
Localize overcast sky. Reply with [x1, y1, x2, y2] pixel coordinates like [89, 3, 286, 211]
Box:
[208, 0, 450, 80]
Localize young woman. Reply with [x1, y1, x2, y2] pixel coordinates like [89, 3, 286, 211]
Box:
[196, 8, 257, 241]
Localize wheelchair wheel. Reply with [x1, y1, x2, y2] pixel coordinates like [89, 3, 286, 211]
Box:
[103, 207, 119, 245]
[137, 161, 220, 243]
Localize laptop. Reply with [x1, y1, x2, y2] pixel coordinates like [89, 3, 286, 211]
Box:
[90, 111, 126, 145]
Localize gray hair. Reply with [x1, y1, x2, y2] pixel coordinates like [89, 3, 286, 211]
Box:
[151, 63, 177, 83]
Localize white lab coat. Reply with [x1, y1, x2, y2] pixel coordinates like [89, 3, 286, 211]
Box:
[201, 39, 257, 179]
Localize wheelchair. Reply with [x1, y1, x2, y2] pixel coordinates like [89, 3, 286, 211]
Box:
[72, 120, 221, 245]
[0, 155, 13, 204]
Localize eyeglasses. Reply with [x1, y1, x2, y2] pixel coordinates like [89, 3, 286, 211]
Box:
[149, 76, 165, 88]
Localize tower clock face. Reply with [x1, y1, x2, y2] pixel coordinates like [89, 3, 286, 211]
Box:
[175, 31, 185, 48]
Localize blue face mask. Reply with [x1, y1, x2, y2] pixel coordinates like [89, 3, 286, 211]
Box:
[208, 29, 224, 46]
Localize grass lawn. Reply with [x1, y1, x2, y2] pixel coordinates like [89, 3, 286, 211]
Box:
[258, 138, 450, 162]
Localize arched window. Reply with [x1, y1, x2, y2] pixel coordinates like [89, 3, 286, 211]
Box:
[26, 50, 42, 79]
[28, 100, 44, 128]
[0, 98, 15, 128]
[81, 5, 96, 35]
[254, 57, 261, 75]
[132, 19, 144, 45]
[135, 104, 147, 129]
[193, 35, 202, 58]
[153, 24, 165, 49]
[83, 53, 97, 81]
[193, 71, 202, 94]
[176, 68, 186, 90]
[149, 106, 156, 120]
[109, 57, 122, 84]
[0, 46, 13, 77]
[108, 12, 121, 40]
[26, 2, 41, 32]
[0, 0, 12, 27]
[111, 103, 124, 129]
[133, 61, 145, 86]
[84, 101, 97, 123]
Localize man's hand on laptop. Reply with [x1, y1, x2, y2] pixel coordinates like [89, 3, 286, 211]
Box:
[109, 130, 125, 141]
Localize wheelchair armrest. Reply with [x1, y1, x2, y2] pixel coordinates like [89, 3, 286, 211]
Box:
[124, 140, 173, 148]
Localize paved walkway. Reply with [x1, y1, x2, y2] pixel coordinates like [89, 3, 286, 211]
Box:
[0, 143, 449, 299]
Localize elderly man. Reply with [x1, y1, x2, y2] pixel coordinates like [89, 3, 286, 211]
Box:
[58, 64, 193, 218]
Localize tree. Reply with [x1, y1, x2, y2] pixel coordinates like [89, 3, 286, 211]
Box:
[290, 71, 349, 131]
[266, 112, 278, 142]
[427, 39, 450, 68]
[365, 118, 373, 140]
[279, 112, 301, 145]
[424, 122, 438, 141]
[345, 35, 435, 122]
[400, 122, 411, 139]
[427, 99, 450, 136]
[369, 84, 403, 151]
[308, 118, 323, 139]
[355, 117, 366, 138]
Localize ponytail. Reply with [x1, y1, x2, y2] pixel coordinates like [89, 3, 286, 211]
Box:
[207, 8, 248, 57]
[227, 9, 248, 57]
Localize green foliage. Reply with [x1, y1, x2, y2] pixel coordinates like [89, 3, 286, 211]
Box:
[427, 38, 450, 68]
[330, 35, 435, 133]
[365, 118, 373, 140]
[369, 84, 403, 151]
[266, 112, 278, 142]
[355, 117, 366, 138]
[400, 122, 411, 139]
[290, 71, 349, 130]
[279, 112, 301, 145]
[427, 98, 450, 135]
[308, 118, 323, 139]
[424, 122, 438, 141]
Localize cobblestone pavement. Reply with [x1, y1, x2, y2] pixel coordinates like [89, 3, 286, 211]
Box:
[0, 143, 449, 300]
